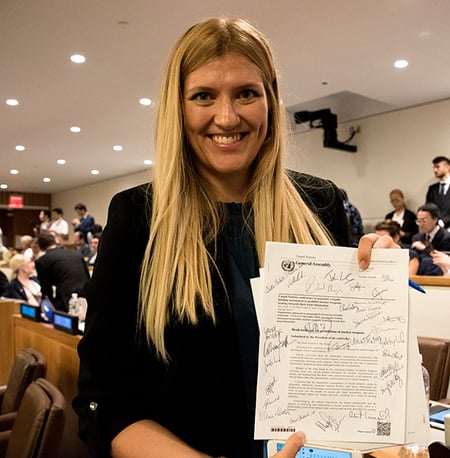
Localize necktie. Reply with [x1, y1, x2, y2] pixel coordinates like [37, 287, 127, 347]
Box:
[440, 183, 446, 195]
[424, 234, 431, 247]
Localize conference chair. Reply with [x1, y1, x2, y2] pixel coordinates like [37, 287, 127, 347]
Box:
[0, 348, 46, 432]
[418, 336, 450, 402]
[0, 378, 66, 458]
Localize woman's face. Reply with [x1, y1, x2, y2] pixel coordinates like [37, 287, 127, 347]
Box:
[183, 52, 268, 198]
[390, 193, 404, 211]
[19, 259, 35, 277]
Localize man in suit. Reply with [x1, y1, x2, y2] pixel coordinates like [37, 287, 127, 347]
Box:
[409, 202, 450, 275]
[426, 156, 450, 228]
[35, 232, 90, 311]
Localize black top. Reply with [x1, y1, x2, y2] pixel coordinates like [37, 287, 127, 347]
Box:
[73, 171, 349, 457]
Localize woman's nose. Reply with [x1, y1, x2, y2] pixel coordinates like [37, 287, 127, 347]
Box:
[214, 98, 240, 128]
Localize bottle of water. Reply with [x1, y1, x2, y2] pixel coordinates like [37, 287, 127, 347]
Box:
[68, 293, 80, 316]
[421, 354, 430, 405]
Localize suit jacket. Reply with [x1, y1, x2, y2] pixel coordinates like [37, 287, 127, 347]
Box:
[35, 247, 90, 311]
[73, 173, 350, 457]
[426, 183, 450, 227]
[411, 227, 450, 253]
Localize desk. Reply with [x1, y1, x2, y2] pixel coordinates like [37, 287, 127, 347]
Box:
[0, 300, 20, 385]
[13, 315, 90, 457]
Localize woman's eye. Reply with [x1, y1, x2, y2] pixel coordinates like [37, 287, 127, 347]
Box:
[240, 89, 258, 99]
[191, 92, 211, 102]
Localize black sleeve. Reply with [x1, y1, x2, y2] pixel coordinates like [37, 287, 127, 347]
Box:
[35, 257, 55, 303]
[287, 170, 352, 247]
[72, 184, 152, 457]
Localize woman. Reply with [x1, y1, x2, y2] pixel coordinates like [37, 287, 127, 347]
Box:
[73, 18, 394, 458]
[4, 254, 41, 305]
[374, 219, 402, 245]
[385, 189, 417, 246]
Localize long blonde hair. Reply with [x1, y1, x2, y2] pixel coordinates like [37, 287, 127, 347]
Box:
[139, 17, 333, 360]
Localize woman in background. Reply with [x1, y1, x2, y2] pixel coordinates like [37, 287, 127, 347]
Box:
[4, 254, 41, 305]
[385, 188, 417, 246]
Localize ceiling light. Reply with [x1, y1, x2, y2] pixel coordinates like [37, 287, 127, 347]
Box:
[6, 99, 19, 106]
[70, 126, 81, 133]
[57, 159, 66, 165]
[144, 159, 153, 166]
[15, 145, 26, 151]
[70, 54, 86, 64]
[0, 184, 8, 190]
[91, 169, 100, 175]
[394, 59, 409, 69]
[10, 169, 19, 175]
[43, 177, 51, 183]
[113, 145, 123, 151]
[139, 98, 152, 106]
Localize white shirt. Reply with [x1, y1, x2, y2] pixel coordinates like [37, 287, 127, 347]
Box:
[49, 218, 69, 235]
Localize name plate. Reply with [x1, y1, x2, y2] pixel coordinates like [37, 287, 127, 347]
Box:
[53, 311, 79, 335]
[20, 303, 41, 322]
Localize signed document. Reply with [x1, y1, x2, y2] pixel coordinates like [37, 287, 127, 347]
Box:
[254, 242, 416, 444]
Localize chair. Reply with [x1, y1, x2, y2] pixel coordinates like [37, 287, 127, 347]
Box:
[0, 378, 66, 458]
[0, 348, 46, 432]
[418, 336, 450, 401]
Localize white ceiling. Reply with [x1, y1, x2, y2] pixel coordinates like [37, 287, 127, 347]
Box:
[1, 0, 450, 194]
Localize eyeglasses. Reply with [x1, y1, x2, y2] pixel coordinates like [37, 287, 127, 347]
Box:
[415, 218, 430, 224]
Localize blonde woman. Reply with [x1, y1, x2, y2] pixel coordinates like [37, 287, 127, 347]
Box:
[4, 254, 41, 305]
[74, 18, 395, 458]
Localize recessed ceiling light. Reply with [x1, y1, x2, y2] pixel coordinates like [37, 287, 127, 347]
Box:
[144, 159, 153, 166]
[394, 59, 409, 69]
[139, 98, 152, 106]
[6, 99, 19, 106]
[0, 184, 8, 190]
[91, 169, 100, 175]
[70, 126, 81, 133]
[57, 159, 66, 165]
[10, 169, 19, 175]
[43, 177, 51, 183]
[15, 145, 26, 151]
[113, 145, 123, 151]
[70, 54, 86, 64]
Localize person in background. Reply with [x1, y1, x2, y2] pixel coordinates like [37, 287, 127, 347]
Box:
[340, 188, 364, 245]
[426, 156, 450, 228]
[35, 232, 90, 311]
[72, 230, 92, 259]
[87, 233, 100, 268]
[430, 250, 450, 276]
[4, 254, 41, 305]
[72, 203, 95, 241]
[20, 235, 33, 259]
[48, 207, 69, 238]
[36, 209, 51, 235]
[385, 189, 417, 246]
[73, 17, 396, 458]
[30, 237, 45, 260]
[409, 203, 450, 275]
[374, 219, 402, 245]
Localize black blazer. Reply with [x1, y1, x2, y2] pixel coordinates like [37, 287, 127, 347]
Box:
[35, 247, 90, 311]
[73, 174, 350, 457]
[385, 208, 418, 246]
[411, 227, 450, 252]
[426, 183, 450, 227]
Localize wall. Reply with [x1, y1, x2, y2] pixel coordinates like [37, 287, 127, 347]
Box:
[52, 99, 450, 232]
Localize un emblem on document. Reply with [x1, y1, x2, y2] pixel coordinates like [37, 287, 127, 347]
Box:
[281, 259, 295, 272]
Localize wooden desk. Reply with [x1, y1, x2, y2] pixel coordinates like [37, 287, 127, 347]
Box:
[13, 315, 90, 457]
[0, 300, 20, 385]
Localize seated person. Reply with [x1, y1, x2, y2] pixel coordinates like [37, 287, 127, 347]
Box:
[0, 269, 8, 296]
[3, 254, 42, 305]
[385, 189, 417, 246]
[409, 203, 450, 275]
[374, 219, 402, 245]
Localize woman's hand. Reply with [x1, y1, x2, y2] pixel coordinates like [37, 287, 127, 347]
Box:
[271, 431, 306, 458]
[357, 233, 400, 270]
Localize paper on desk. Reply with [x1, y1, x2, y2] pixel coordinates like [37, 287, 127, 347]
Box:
[253, 242, 428, 446]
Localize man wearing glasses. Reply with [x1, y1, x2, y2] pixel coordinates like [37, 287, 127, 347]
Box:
[409, 202, 450, 275]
